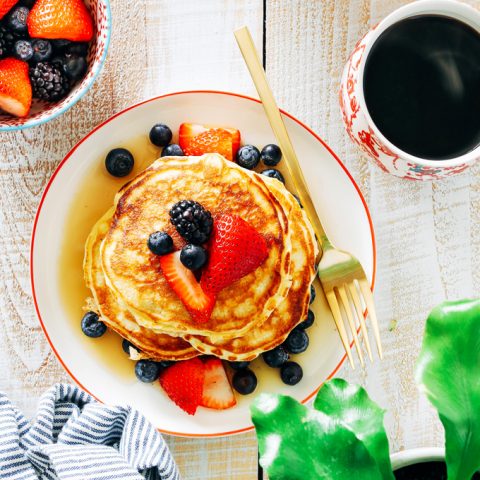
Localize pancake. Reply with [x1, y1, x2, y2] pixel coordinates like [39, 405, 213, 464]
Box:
[84, 209, 198, 361]
[101, 153, 293, 339]
[184, 176, 318, 360]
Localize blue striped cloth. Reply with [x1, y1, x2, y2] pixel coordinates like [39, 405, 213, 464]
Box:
[0, 384, 180, 480]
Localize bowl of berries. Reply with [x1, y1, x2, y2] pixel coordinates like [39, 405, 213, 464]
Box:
[0, 0, 111, 130]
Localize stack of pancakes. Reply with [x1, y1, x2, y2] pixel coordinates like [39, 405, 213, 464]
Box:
[84, 153, 318, 362]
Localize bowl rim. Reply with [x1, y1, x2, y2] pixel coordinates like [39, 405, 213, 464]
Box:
[391, 447, 445, 471]
[0, 0, 112, 132]
[29, 90, 377, 437]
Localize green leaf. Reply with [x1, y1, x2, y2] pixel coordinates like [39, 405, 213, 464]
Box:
[251, 387, 391, 480]
[314, 378, 394, 479]
[416, 299, 480, 480]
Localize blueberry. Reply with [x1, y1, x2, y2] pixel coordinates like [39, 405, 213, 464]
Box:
[262, 346, 289, 368]
[134, 360, 161, 383]
[31, 39, 53, 62]
[81, 311, 107, 338]
[13, 40, 33, 61]
[280, 361, 303, 385]
[105, 148, 134, 177]
[51, 39, 72, 52]
[298, 309, 315, 330]
[6, 6, 29, 34]
[122, 338, 140, 355]
[158, 360, 174, 369]
[284, 327, 309, 354]
[236, 145, 260, 170]
[147, 231, 173, 256]
[66, 42, 89, 56]
[310, 284, 316, 304]
[232, 368, 257, 395]
[260, 144, 282, 166]
[149, 123, 173, 147]
[180, 244, 207, 270]
[161, 144, 184, 157]
[62, 54, 87, 81]
[261, 168, 285, 184]
[229, 361, 250, 371]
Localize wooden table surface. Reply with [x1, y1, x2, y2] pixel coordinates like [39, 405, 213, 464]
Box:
[1, 1, 479, 478]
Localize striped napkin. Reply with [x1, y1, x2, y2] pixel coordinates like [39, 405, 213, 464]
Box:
[0, 384, 180, 480]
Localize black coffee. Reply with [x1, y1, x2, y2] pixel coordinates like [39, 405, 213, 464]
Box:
[363, 15, 480, 160]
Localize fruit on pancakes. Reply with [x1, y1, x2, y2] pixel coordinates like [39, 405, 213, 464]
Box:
[201, 213, 269, 297]
[179, 122, 241, 161]
[0, 57, 31, 117]
[201, 358, 236, 410]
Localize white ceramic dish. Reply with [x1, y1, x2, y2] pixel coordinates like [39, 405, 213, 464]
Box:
[31, 90, 376, 437]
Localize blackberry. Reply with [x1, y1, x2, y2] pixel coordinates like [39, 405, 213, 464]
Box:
[30, 62, 69, 102]
[0, 24, 17, 58]
[169, 200, 213, 244]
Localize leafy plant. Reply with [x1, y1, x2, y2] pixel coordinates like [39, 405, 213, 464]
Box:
[251, 298, 480, 480]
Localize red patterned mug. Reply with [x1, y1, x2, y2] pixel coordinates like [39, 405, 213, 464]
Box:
[340, 0, 480, 180]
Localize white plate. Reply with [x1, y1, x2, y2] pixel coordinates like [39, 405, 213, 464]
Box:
[31, 91, 376, 437]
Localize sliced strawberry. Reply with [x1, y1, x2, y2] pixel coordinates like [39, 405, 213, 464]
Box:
[179, 122, 241, 161]
[159, 358, 205, 415]
[201, 358, 236, 410]
[0, 58, 32, 117]
[201, 214, 268, 296]
[0, 0, 18, 20]
[28, 0, 94, 42]
[159, 251, 215, 323]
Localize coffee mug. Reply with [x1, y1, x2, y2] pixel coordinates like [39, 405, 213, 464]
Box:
[340, 0, 480, 180]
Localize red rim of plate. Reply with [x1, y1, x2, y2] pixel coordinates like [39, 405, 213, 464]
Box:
[30, 90, 377, 438]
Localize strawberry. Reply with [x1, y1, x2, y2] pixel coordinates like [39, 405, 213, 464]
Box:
[28, 0, 94, 42]
[201, 358, 236, 410]
[0, 58, 32, 117]
[179, 122, 241, 161]
[0, 0, 18, 20]
[159, 358, 205, 415]
[159, 251, 215, 323]
[201, 214, 268, 296]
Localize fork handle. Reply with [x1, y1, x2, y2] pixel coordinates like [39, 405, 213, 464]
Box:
[234, 26, 330, 253]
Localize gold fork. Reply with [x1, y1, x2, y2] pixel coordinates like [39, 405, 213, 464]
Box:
[234, 26, 382, 368]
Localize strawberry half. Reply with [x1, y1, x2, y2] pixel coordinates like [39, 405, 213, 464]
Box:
[201, 214, 268, 296]
[28, 0, 94, 42]
[179, 122, 241, 161]
[0, 58, 32, 117]
[159, 358, 205, 415]
[201, 358, 236, 410]
[0, 0, 18, 20]
[159, 251, 215, 323]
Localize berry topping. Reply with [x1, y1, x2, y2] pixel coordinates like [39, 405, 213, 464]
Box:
[61, 53, 87, 80]
[65, 41, 88, 56]
[310, 284, 316, 304]
[0, 57, 31, 117]
[13, 39, 33, 61]
[262, 345, 289, 368]
[260, 144, 282, 166]
[6, 6, 28, 34]
[81, 311, 106, 338]
[30, 61, 69, 102]
[149, 123, 172, 147]
[228, 361, 250, 371]
[104, 148, 134, 177]
[232, 368, 257, 395]
[284, 327, 309, 354]
[180, 244, 207, 270]
[28, 0, 94, 42]
[147, 231, 173, 256]
[280, 361, 303, 385]
[169, 200, 213, 245]
[261, 168, 285, 184]
[298, 309, 315, 330]
[0, 0, 20, 21]
[0, 25, 17, 58]
[200, 358, 236, 410]
[161, 143, 184, 157]
[122, 338, 140, 356]
[134, 359, 161, 383]
[159, 358, 205, 415]
[51, 38, 71, 52]
[159, 251, 215, 323]
[31, 39, 52, 62]
[201, 214, 268, 297]
[235, 144, 260, 170]
[179, 122, 241, 161]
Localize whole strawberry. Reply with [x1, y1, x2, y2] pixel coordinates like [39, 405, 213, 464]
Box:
[0, 57, 31, 117]
[0, 0, 19, 21]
